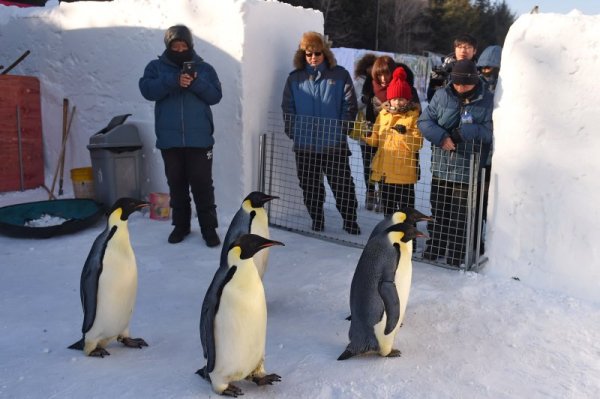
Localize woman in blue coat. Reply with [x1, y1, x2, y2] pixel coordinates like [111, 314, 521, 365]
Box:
[139, 25, 223, 247]
[281, 31, 360, 235]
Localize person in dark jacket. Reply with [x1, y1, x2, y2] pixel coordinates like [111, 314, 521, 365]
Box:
[418, 60, 493, 267]
[477, 45, 502, 93]
[281, 31, 360, 235]
[477, 45, 502, 254]
[139, 25, 223, 247]
[427, 34, 478, 102]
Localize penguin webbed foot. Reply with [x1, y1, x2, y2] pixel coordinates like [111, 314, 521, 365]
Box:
[196, 366, 211, 382]
[252, 373, 281, 386]
[222, 383, 243, 397]
[118, 336, 148, 349]
[386, 349, 402, 358]
[89, 347, 111, 358]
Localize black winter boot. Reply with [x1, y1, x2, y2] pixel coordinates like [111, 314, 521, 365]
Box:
[168, 226, 191, 244]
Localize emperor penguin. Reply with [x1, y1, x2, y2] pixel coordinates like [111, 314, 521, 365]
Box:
[344, 207, 432, 321]
[68, 197, 149, 357]
[220, 191, 279, 279]
[198, 233, 284, 397]
[338, 222, 425, 361]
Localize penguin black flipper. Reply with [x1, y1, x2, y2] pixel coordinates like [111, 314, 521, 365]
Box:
[80, 226, 116, 334]
[379, 243, 401, 335]
[200, 265, 238, 374]
[200, 267, 230, 357]
[378, 280, 400, 335]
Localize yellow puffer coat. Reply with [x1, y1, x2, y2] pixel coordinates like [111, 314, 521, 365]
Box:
[362, 107, 423, 184]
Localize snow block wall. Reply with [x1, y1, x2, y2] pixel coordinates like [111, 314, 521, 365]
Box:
[486, 11, 600, 302]
[0, 0, 322, 214]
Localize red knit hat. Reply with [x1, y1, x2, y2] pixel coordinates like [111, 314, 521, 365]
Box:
[386, 68, 413, 101]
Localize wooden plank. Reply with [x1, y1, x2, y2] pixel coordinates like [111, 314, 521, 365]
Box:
[0, 75, 44, 192]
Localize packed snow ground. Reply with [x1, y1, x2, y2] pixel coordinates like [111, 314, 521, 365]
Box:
[1, 1, 600, 397]
[0, 188, 598, 399]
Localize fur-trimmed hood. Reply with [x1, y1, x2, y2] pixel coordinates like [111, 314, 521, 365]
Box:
[292, 31, 337, 70]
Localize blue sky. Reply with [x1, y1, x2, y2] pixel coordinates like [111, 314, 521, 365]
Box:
[504, 0, 600, 16]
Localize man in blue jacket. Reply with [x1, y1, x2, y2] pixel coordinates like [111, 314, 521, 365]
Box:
[139, 25, 223, 247]
[281, 31, 360, 234]
[418, 60, 493, 266]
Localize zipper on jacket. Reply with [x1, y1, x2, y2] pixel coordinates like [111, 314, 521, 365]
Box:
[180, 93, 186, 146]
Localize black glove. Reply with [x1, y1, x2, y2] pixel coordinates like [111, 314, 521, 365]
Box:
[392, 124, 407, 134]
[363, 121, 374, 137]
[450, 127, 463, 143]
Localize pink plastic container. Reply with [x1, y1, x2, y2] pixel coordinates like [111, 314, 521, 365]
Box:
[149, 192, 171, 221]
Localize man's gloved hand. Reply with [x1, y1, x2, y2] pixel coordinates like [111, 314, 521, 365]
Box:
[363, 121, 374, 137]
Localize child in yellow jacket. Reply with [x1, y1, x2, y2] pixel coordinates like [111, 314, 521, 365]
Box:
[362, 67, 423, 216]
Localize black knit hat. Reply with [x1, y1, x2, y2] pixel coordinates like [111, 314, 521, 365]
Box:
[164, 25, 193, 49]
[451, 60, 479, 85]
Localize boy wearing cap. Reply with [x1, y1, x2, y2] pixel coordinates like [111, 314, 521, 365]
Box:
[139, 25, 223, 247]
[281, 31, 360, 235]
[418, 59, 493, 267]
[362, 67, 423, 217]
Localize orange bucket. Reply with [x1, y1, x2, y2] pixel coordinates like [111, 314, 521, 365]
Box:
[149, 192, 171, 221]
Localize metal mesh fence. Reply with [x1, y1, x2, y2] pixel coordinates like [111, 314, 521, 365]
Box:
[260, 112, 486, 270]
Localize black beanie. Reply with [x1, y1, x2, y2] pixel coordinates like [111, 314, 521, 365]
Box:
[451, 60, 479, 85]
[164, 25, 194, 49]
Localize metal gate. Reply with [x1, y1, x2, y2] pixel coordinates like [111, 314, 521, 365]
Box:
[259, 112, 487, 270]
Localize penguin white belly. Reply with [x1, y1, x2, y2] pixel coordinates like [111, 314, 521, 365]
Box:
[211, 267, 267, 383]
[87, 244, 137, 343]
[373, 312, 399, 356]
[250, 217, 270, 278]
[396, 242, 413, 326]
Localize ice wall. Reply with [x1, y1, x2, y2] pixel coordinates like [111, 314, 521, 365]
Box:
[487, 11, 600, 302]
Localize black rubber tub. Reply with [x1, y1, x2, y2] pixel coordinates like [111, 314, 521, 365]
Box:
[0, 199, 104, 239]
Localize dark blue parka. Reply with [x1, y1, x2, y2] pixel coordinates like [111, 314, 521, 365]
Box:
[139, 52, 222, 149]
[281, 62, 357, 153]
[418, 81, 493, 183]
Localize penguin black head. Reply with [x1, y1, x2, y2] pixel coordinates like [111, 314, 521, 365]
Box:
[385, 222, 427, 243]
[396, 207, 434, 224]
[108, 197, 149, 221]
[230, 233, 284, 260]
[244, 191, 279, 208]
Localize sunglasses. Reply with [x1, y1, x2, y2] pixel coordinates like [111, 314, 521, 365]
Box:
[305, 51, 323, 58]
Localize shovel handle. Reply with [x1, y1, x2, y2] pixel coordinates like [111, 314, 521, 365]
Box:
[1, 50, 31, 75]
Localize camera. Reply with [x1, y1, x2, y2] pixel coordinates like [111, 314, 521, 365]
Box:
[182, 61, 195, 76]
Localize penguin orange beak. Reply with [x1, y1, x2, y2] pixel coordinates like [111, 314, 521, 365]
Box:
[136, 202, 150, 209]
[415, 231, 429, 239]
[259, 239, 284, 250]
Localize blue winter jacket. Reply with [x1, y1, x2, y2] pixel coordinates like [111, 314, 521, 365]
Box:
[139, 52, 222, 149]
[281, 63, 357, 153]
[418, 82, 493, 183]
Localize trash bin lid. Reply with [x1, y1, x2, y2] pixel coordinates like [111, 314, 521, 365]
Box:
[87, 114, 142, 149]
